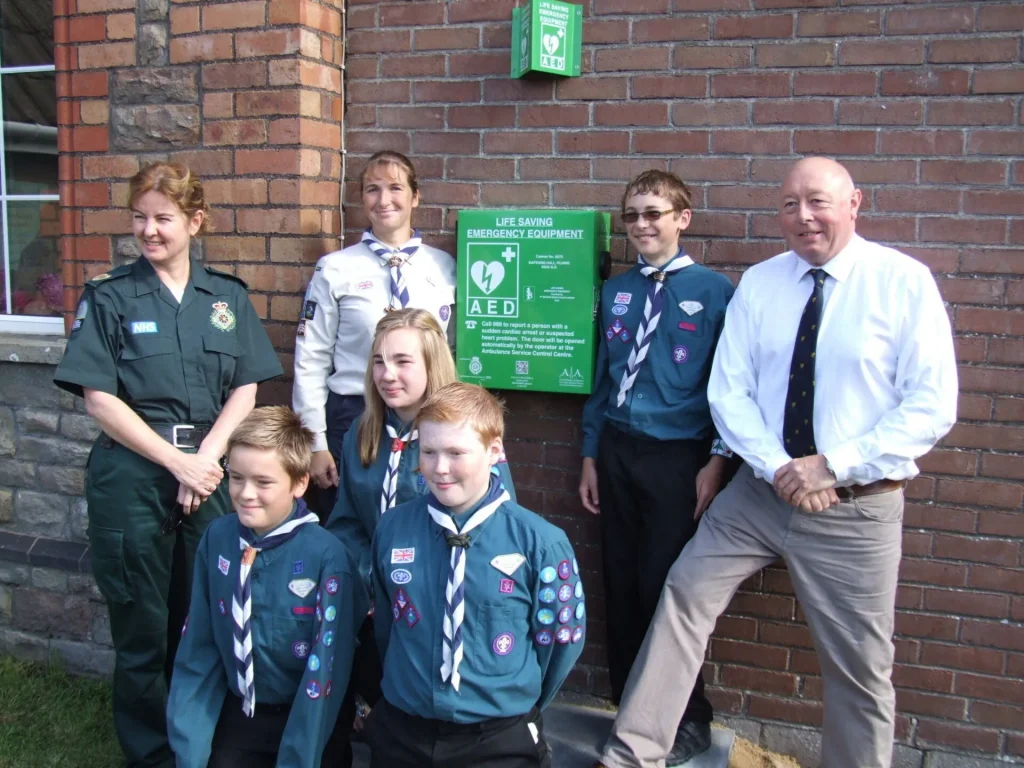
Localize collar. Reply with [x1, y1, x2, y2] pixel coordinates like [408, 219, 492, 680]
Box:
[190, 260, 216, 294]
[792, 234, 861, 284]
[638, 249, 694, 273]
[132, 257, 213, 296]
[385, 409, 415, 435]
[363, 230, 420, 254]
[240, 499, 305, 544]
[132, 256, 163, 297]
[432, 474, 503, 530]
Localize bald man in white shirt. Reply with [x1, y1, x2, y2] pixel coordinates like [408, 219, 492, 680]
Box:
[596, 157, 959, 768]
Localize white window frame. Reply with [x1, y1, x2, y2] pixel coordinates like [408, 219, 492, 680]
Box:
[0, 60, 62, 335]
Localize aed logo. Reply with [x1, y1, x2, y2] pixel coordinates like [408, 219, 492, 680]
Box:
[466, 242, 520, 318]
[469, 299, 517, 316]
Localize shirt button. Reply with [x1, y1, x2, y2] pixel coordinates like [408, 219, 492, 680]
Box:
[637, 394, 643, 399]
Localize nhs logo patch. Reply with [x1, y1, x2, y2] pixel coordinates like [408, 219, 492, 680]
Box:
[131, 321, 158, 334]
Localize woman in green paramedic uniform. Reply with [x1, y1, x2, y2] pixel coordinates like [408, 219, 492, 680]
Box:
[53, 162, 282, 768]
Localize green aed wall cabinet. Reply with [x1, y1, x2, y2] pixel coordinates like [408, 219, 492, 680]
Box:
[510, 0, 583, 79]
[456, 209, 610, 395]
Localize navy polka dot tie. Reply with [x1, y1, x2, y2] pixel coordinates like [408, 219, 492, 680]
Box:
[783, 269, 825, 459]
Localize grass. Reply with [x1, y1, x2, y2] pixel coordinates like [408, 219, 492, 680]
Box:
[0, 656, 121, 768]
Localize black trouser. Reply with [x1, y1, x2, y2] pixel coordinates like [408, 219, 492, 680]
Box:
[340, 616, 383, 712]
[364, 699, 551, 768]
[597, 426, 719, 724]
[208, 693, 355, 768]
[307, 392, 365, 521]
[88, 437, 229, 768]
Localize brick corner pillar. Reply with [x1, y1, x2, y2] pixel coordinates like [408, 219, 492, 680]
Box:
[192, 0, 346, 404]
[55, 0, 345, 396]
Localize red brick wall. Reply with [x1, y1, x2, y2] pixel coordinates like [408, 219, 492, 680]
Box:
[343, 0, 1024, 759]
[53, 0, 1024, 759]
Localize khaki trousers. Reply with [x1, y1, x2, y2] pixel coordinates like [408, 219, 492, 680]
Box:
[601, 464, 903, 768]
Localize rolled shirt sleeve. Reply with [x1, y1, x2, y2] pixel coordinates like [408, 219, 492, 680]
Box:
[292, 259, 341, 454]
[53, 288, 122, 398]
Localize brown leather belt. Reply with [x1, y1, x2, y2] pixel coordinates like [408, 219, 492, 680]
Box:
[835, 478, 906, 501]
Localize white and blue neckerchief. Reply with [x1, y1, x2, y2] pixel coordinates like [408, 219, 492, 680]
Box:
[361, 229, 422, 310]
[426, 477, 509, 692]
[615, 252, 694, 407]
[381, 423, 417, 515]
[231, 506, 319, 716]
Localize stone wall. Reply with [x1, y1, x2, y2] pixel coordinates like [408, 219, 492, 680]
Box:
[0, 338, 113, 677]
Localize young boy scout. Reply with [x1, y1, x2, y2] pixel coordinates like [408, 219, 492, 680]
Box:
[578, 170, 735, 764]
[167, 407, 367, 768]
[365, 383, 583, 768]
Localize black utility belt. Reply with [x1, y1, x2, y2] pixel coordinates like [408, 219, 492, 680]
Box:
[149, 423, 213, 449]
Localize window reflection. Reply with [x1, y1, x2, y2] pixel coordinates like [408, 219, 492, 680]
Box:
[0, 0, 58, 320]
[4, 71, 56, 194]
[0, 0, 53, 68]
[2, 200, 61, 316]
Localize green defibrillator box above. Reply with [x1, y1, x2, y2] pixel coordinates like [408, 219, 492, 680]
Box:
[511, 0, 583, 79]
[456, 209, 609, 395]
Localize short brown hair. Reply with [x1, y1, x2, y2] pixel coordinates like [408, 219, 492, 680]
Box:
[360, 150, 419, 196]
[228, 406, 313, 485]
[621, 169, 693, 214]
[415, 382, 504, 447]
[128, 162, 211, 235]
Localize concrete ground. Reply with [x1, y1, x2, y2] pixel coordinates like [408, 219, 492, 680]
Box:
[352, 700, 734, 767]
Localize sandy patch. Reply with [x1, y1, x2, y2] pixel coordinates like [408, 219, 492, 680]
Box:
[729, 736, 803, 768]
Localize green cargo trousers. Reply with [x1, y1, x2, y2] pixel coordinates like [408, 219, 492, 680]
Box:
[87, 438, 228, 768]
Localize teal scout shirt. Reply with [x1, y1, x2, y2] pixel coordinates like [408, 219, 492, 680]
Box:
[325, 410, 517, 589]
[581, 253, 735, 458]
[371, 490, 584, 724]
[168, 502, 368, 768]
[54, 257, 282, 424]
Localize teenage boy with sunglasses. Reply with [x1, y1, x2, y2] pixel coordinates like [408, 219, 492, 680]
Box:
[579, 170, 735, 765]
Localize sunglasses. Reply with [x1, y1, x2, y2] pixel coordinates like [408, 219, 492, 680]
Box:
[621, 209, 677, 224]
[160, 503, 185, 536]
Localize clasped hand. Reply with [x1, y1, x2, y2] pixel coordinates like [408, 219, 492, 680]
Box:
[773, 454, 839, 513]
[172, 452, 225, 513]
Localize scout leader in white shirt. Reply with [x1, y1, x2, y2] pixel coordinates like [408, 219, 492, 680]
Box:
[596, 157, 958, 768]
[293, 151, 456, 497]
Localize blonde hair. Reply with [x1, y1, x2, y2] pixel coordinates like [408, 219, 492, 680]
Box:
[622, 169, 693, 214]
[357, 309, 456, 467]
[415, 382, 505, 448]
[360, 150, 420, 196]
[228, 406, 313, 485]
[128, 162, 211, 235]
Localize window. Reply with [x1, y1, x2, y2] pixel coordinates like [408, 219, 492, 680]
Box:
[0, 0, 59, 334]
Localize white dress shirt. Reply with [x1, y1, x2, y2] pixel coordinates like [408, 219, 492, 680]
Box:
[708, 234, 958, 486]
[292, 241, 456, 452]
